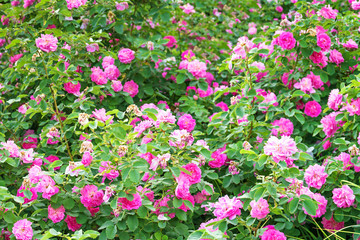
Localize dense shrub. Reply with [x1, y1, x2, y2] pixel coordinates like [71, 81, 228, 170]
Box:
[0, 0, 360, 239]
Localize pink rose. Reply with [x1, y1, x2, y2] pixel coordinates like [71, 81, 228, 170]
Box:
[278, 31, 296, 50]
[304, 101, 322, 117]
[118, 48, 135, 64]
[123, 80, 139, 97]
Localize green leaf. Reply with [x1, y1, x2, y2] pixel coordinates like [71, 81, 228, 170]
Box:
[137, 205, 148, 218]
[292, 90, 307, 97]
[175, 209, 187, 221]
[299, 40, 308, 48]
[3, 211, 18, 223]
[266, 184, 277, 196]
[254, 187, 266, 201]
[176, 73, 187, 84]
[206, 172, 218, 180]
[257, 154, 267, 167]
[160, 11, 171, 22]
[129, 169, 140, 183]
[334, 138, 346, 145]
[63, 198, 75, 210]
[204, 185, 214, 195]
[200, 149, 211, 159]
[198, 81, 208, 91]
[100, 221, 114, 230]
[299, 152, 312, 161]
[302, 199, 318, 216]
[5, 39, 21, 49]
[298, 210, 306, 223]
[36, 0, 50, 8]
[252, 38, 265, 44]
[173, 197, 182, 208]
[117, 232, 130, 240]
[246, 217, 256, 226]
[113, 126, 126, 139]
[302, 48, 312, 58]
[327, 64, 335, 75]
[258, 49, 269, 55]
[126, 215, 139, 232]
[170, 167, 181, 178]
[106, 225, 117, 239]
[60, 9, 72, 17]
[49, 160, 63, 169]
[23, 189, 33, 199]
[144, 85, 154, 95]
[59, 63, 65, 72]
[84, 230, 100, 238]
[320, 71, 328, 82]
[89, 121, 98, 130]
[183, 200, 194, 212]
[114, 22, 124, 34]
[295, 113, 305, 124]
[188, 231, 204, 240]
[289, 197, 299, 214]
[335, 113, 345, 121]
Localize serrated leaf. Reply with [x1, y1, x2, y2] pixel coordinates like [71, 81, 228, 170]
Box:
[302, 199, 318, 216]
[106, 225, 117, 239]
[176, 73, 187, 84]
[289, 197, 299, 214]
[126, 215, 139, 232]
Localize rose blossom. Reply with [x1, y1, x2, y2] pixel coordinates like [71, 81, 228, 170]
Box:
[102, 56, 115, 69]
[271, 118, 294, 136]
[250, 198, 270, 219]
[111, 80, 123, 92]
[260, 225, 286, 240]
[64, 216, 82, 231]
[304, 101, 322, 118]
[264, 136, 298, 162]
[278, 31, 296, 50]
[80, 185, 104, 208]
[332, 185, 355, 208]
[329, 49, 344, 66]
[211, 195, 242, 220]
[118, 48, 135, 64]
[104, 65, 120, 80]
[118, 192, 142, 210]
[317, 33, 331, 52]
[123, 80, 139, 97]
[48, 204, 65, 223]
[177, 114, 196, 132]
[321, 216, 344, 232]
[304, 164, 328, 189]
[116, 2, 129, 11]
[35, 34, 58, 53]
[12, 219, 33, 240]
[178, 163, 201, 185]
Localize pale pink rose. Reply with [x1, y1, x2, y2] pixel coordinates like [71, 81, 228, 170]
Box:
[111, 80, 123, 92]
[12, 219, 33, 240]
[35, 34, 58, 52]
[116, 2, 128, 11]
[250, 198, 270, 219]
[118, 48, 135, 64]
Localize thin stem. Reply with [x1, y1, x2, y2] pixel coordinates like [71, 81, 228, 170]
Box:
[245, 60, 255, 142]
[50, 84, 74, 161]
[0, 115, 19, 144]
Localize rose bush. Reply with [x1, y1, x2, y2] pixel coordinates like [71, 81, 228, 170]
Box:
[0, 0, 360, 239]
